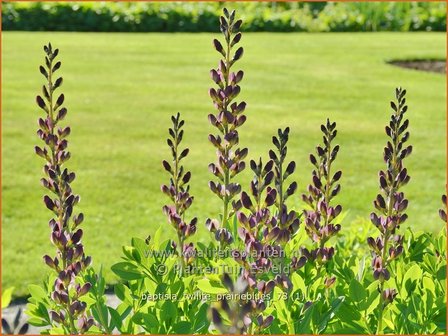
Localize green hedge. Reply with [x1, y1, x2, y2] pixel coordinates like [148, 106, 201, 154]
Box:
[2, 1, 446, 32]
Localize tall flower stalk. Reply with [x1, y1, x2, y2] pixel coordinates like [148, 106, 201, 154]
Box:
[161, 112, 197, 270]
[233, 158, 277, 333]
[302, 119, 342, 274]
[270, 127, 298, 215]
[268, 128, 303, 280]
[367, 88, 412, 334]
[206, 8, 247, 247]
[35, 43, 93, 334]
[269, 128, 300, 262]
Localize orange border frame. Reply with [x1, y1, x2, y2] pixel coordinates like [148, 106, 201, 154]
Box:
[0, 1, 446, 335]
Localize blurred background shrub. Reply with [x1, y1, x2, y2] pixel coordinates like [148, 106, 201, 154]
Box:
[2, 1, 446, 33]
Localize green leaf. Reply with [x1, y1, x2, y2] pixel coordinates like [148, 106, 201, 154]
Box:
[91, 302, 109, 333]
[161, 301, 177, 326]
[116, 303, 133, 329]
[436, 264, 446, 282]
[114, 283, 133, 305]
[349, 279, 367, 303]
[114, 283, 125, 301]
[153, 227, 163, 248]
[402, 264, 423, 296]
[291, 272, 306, 294]
[48, 326, 65, 334]
[193, 303, 210, 333]
[26, 299, 50, 326]
[404, 264, 423, 282]
[27, 317, 50, 327]
[132, 237, 148, 256]
[1, 287, 14, 308]
[361, 282, 381, 314]
[85, 325, 102, 334]
[337, 302, 362, 322]
[433, 305, 447, 330]
[334, 323, 367, 334]
[122, 246, 136, 261]
[173, 321, 192, 334]
[132, 311, 159, 331]
[196, 278, 227, 294]
[272, 287, 289, 325]
[28, 284, 47, 300]
[357, 256, 366, 281]
[383, 318, 394, 330]
[317, 296, 345, 333]
[422, 276, 436, 295]
[131, 248, 142, 263]
[171, 280, 185, 297]
[155, 283, 168, 295]
[295, 304, 314, 334]
[268, 321, 283, 334]
[108, 307, 122, 331]
[111, 262, 144, 280]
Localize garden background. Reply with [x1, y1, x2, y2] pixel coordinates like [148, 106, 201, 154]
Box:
[2, 1, 446, 298]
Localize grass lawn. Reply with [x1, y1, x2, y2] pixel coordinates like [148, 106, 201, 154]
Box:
[2, 32, 445, 297]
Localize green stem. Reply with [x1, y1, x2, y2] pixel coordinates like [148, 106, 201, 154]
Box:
[220, 26, 232, 238]
[376, 288, 384, 334]
[173, 127, 186, 272]
[324, 142, 332, 206]
[177, 231, 186, 273]
[314, 265, 323, 301]
[278, 159, 283, 213]
[223, 168, 229, 228]
[65, 297, 77, 334]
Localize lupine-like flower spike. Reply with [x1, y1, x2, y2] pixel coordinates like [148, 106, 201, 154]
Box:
[368, 88, 411, 334]
[439, 195, 447, 223]
[35, 43, 93, 334]
[269, 127, 297, 211]
[161, 113, 197, 268]
[302, 119, 342, 265]
[206, 8, 247, 247]
[231, 158, 285, 332]
[269, 127, 300, 245]
[234, 158, 277, 280]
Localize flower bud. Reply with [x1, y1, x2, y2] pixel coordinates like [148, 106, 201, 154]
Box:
[36, 95, 47, 110]
[77, 282, 91, 297]
[233, 47, 244, 61]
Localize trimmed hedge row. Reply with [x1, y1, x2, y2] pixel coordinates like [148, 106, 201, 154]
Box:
[2, 1, 446, 32]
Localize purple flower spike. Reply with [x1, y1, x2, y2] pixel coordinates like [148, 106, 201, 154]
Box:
[160, 112, 196, 268]
[231, 154, 283, 333]
[267, 127, 302, 252]
[207, 7, 247, 248]
[35, 43, 92, 334]
[369, 88, 411, 333]
[302, 119, 342, 265]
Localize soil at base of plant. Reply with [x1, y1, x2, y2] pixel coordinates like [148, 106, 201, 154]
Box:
[388, 59, 446, 74]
